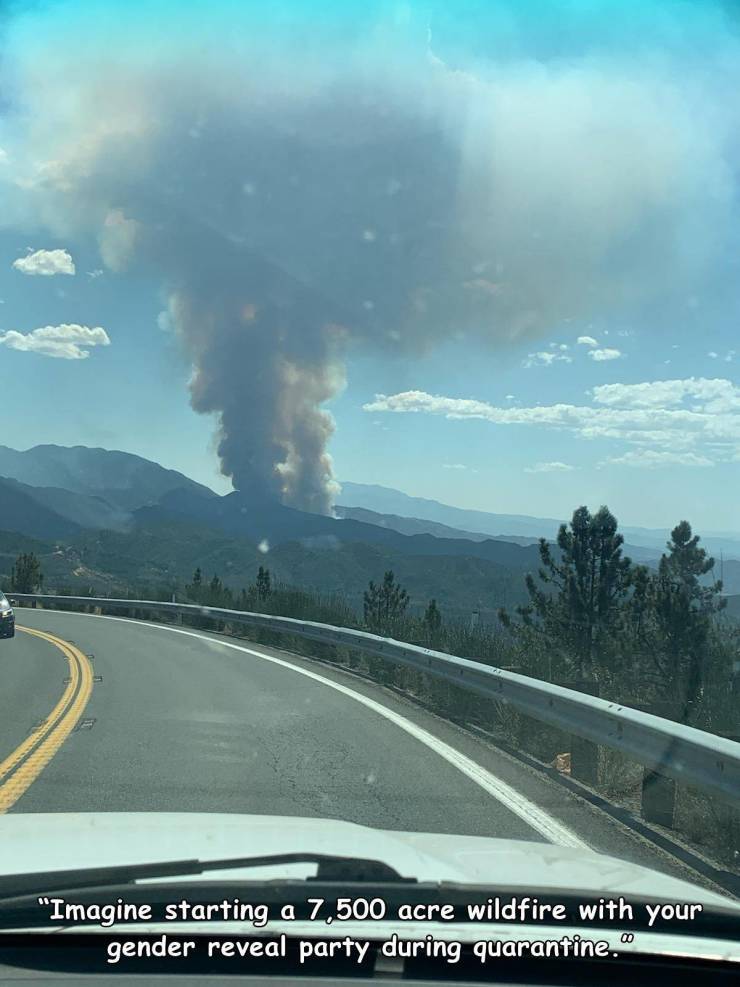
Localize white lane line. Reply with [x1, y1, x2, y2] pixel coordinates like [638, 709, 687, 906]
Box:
[20, 610, 588, 849]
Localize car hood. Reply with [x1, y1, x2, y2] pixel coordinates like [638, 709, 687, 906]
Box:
[0, 812, 735, 908]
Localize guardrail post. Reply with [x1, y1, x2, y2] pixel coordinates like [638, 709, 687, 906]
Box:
[641, 769, 676, 828]
[716, 733, 740, 864]
[565, 680, 600, 786]
[640, 701, 678, 828]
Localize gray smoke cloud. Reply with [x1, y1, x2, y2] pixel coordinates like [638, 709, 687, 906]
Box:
[2, 1, 738, 512]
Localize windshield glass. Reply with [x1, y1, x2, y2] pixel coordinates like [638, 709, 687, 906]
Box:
[0, 0, 738, 933]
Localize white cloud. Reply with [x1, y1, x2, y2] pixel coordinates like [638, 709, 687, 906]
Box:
[524, 461, 576, 473]
[12, 248, 75, 276]
[575, 337, 623, 360]
[87, 268, 104, 279]
[363, 377, 740, 464]
[588, 347, 622, 361]
[443, 463, 468, 470]
[603, 449, 714, 468]
[0, 323, 110, 359]
[524, 350, 572, 368]
[592, 377, 740, 412]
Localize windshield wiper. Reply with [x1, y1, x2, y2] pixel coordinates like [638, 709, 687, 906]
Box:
[0, 852, 416, 901]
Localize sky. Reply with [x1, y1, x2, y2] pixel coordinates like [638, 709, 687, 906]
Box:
[0, 0, 738, 531]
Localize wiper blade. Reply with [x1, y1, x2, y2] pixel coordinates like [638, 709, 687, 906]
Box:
[0, 852, 415, 900]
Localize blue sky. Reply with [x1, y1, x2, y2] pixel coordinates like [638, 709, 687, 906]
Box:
[0, 0, 738, 530]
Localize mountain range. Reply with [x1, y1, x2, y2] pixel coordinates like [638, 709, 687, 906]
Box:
[0, 444, 215, 511]
[0, 444, 737, 613]
[337, 482, 740, 561]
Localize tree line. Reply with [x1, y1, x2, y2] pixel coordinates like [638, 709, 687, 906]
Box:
[497, 508, 733, 727]
[3, 505, 736, 731]
[148, 507, 740, 730]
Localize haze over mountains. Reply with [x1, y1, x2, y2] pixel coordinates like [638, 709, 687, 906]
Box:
[0, 445, 215, 512]
[0, 445, 538, 615]
[0, 445, 737, 614]
[338, 482, 740, 561]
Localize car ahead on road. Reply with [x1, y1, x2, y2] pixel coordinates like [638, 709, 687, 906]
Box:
[0, 813, 738, 983]
[0, 593, 14, 639]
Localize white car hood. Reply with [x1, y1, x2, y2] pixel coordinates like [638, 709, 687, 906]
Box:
[0, 812, 735, 909]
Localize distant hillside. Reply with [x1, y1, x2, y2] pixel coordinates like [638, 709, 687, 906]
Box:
[339, 481, 740, 560]
[0, 519, 530, 619]
[335, 503, 663, 564]
[335, 505, 519, 543]
[1, 476, 130, 531]
[0, 477, 82, 540]
[0, 444, 734, 608]
[724, 594, 740, 623]
[717, 563, 740, 597]
[0, 444, 216, 511]
[143, 488, 543, 571]
[338, 482, 564, 539]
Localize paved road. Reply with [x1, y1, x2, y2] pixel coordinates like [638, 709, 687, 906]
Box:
[0, 608, 722, 888]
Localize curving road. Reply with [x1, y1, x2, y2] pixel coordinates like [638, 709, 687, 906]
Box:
[0, 608, 721, 887]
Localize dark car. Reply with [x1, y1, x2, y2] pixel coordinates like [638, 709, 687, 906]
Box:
[0, 593, 15, 639]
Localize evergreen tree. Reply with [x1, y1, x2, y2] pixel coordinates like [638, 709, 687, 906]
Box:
[500, 506, 632, 680]
[185, 567, 203, 603]
[363, 570, 409, 634]
[10, 553, 43, 593]
[422, 598, 443, 642]
[209, 573, 223, 598]
[206, 573, 233, 608]
[256, 566, 272, 601]
[641, 521, 725, 721]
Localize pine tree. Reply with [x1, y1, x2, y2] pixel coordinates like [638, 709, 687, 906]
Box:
[363, 570, 409, 634]
[185, 567, 203, 603]
[204, 573, 233, 608]
[500, 506, 632, 680]
[643, 521, 725, 721]
[256, 566, 272, 601]
[10, 553, 43, 593]
[422, 598, 443, 642]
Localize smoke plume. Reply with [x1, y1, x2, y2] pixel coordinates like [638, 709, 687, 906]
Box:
[2, 0, 738, 511]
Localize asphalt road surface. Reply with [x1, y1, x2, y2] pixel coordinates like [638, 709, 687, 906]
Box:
[0, 608, 723, 889]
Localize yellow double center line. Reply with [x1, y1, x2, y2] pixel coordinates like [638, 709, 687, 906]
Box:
[0, 626, 94, 813]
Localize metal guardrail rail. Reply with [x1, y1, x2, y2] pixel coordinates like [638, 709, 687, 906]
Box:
[11, 593, 740, 807]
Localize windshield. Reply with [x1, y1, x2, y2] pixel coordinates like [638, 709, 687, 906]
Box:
[0, 0, 738, 948]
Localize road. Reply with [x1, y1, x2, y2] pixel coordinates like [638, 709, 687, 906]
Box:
[0, 608, 722, 887]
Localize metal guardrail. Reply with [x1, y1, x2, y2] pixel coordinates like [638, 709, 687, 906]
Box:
[10, 593, 740, 808]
